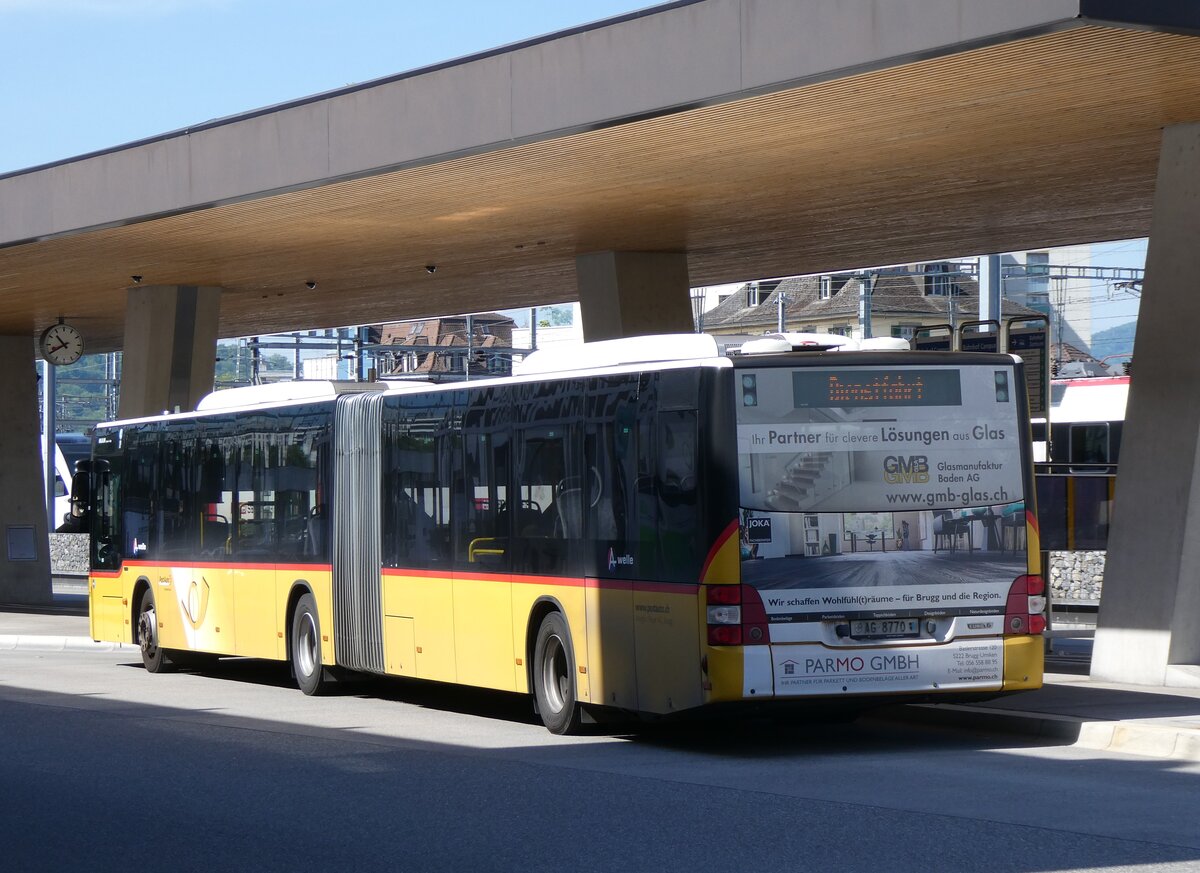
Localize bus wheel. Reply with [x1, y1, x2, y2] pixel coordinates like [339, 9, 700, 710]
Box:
[137, 590, 171, 673]
[291, 594, 331, 696]
[533, 612, 582, 735]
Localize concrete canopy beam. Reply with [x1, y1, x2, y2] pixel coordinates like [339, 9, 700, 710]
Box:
[118, 285, 221, 420]
[576, 251, 694, 341]
[1092, 122, 1200, 687]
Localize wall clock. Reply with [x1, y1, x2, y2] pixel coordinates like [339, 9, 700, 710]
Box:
[39, 322, 84, 365]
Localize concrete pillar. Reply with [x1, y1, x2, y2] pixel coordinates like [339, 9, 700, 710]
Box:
[0, 337, 52, 605]
[978, 254, 1001, 323]
[118, 285, 221, 420]
[1092, 123, 1200, 688]
[575, 252, 694, 341]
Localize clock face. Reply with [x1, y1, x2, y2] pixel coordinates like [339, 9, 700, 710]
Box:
[40, 323, 84, 365]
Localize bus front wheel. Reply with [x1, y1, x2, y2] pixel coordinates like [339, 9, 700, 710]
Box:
[137, 589, 171, 673]
[291, 594, 331, 696]
[533, 612, 582, 735]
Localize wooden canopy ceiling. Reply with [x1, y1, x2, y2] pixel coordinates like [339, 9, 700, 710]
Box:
[3, 24, 1199, 352]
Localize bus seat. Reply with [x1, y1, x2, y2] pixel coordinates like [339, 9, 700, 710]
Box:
[305, 512, 325, 557]
[201, 515, 230, 556]
[554, 489, 583, 539]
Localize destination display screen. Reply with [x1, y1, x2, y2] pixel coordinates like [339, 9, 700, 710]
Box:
[792, 369, 962, 408]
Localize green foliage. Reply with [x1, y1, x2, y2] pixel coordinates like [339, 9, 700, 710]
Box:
[504, 304, 574, 328]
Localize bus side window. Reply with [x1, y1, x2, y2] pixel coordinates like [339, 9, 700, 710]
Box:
[121, 426, 158, 561]
[656, 409, 700, 583]
[584, 376, 637, 563]
[154, 424, 200, 559]
[513, 428, 571, 574]
[511, 379, 583, 576]
[458, 428, 510, 570]
[383, 401, 453, 569]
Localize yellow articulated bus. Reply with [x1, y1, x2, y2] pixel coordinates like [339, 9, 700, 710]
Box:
[82, 333, 1043, 733]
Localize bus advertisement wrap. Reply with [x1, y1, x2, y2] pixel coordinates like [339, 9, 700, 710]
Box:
[736, 365, 1024, 513]
[735, 363, 1028, 622]
[772, 639, 1003, 694]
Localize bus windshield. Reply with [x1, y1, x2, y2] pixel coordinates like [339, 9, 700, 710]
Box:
[736, 361, 1027, 623]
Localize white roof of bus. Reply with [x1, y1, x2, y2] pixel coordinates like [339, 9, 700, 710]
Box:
[103, 331, 934, 429]
[194, 379, 403, 411]
[514, 333, 720, 376]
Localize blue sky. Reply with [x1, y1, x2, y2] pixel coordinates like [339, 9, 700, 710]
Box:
[0, 0, 654, 175]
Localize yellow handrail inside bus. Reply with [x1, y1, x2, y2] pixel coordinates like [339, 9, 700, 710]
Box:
[468, 537, 506, 563]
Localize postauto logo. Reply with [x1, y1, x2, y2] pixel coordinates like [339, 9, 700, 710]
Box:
[883, 455, 930, 485]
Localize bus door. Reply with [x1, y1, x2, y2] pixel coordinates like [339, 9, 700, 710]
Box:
[455, 393, 516, 692]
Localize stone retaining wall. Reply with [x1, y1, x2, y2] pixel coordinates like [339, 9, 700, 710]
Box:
[1048, 549, 1104, 603]
[48, 533, 89, 575]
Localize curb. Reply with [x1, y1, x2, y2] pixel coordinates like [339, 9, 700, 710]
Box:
[0, 635, 136, 653]
[878, 702, 1200, 762]
[1075, 720, 1200, 760]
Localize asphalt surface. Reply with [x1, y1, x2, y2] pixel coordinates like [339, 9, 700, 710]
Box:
[4, 576, 1200, 762]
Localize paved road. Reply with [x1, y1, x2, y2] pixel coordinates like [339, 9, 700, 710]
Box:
[3, 647, 1199, 873]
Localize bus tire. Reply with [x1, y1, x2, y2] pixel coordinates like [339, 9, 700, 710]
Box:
[532, 611, 582, 735]
[291, 593, 331, 696]
[137, 588, 172, 673]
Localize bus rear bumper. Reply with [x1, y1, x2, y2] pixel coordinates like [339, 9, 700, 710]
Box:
[706, 635, 1043, 703]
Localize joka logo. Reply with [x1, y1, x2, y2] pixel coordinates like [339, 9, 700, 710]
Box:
[744, 516, 773, 543]
[883, 455, 930, 484]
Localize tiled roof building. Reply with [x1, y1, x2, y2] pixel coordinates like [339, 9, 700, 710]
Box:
[699, 265, 1044, 340]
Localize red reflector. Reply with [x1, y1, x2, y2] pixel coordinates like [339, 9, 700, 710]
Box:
[708, 625, 742, 646]
[707, 585, 741, 605]
[1029, 614, 1047, 634]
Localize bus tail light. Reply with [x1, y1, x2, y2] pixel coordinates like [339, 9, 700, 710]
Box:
[707, 584, 742, 646]
[1005, 574, 1046, 636]
[708, 625, 743, 646]
[705, 584, 769, 646]
[740, 584, 770, 645]
[707, 585, 741, 605]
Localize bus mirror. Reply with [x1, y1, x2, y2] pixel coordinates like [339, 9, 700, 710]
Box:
[68, 472, 91, 520]
[68, 458, 106, 521]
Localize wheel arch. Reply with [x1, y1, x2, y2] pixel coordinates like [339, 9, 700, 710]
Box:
[130, 576, 153, 642]
[284, 579, 315, 660]
[525, 595, 571, 701]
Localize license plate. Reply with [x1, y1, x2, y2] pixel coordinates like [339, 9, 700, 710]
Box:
[850, 618, 920, 639]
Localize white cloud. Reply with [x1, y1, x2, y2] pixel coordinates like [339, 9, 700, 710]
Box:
[0, 0, 233, 14]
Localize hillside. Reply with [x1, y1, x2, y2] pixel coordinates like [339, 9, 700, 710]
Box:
[1089, 320, 1137, 362]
